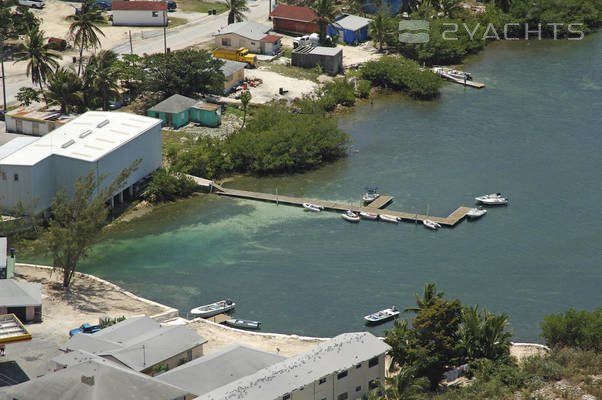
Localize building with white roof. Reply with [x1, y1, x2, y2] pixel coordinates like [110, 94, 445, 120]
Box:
[214, 21, 282, 55]
[0, 280, 42, 323]
[0, 111, 162, 213]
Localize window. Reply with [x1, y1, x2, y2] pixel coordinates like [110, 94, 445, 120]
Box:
[337, 370, 348, 380]
[369, 357, 379, 368]
[13, 174, 19, 182]
[152, 11, 158, 17]
[282, 394, 290, 400]
[355, 385, 361, 392]
[369, 379, 378, 390]
[251, 41, 256, 46]
[356, 363, 362, 369]
[318, 377, 327, 384]
[337, 393, 348, 400]
[222, 38, 231, 46]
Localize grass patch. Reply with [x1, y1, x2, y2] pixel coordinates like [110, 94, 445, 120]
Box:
[224, 105, 244, 118]
[258, 62, 321, 82]
[176, 0, 228, 14]
[168, 17, 188, 28]
[281, 46, 293, 58]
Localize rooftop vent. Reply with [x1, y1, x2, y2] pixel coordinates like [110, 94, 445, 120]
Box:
[61, 139, 75, 149]
[97, 119, 110, 128]
[79, 129, 93, 138]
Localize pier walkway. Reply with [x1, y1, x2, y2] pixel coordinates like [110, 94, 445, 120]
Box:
[213, 186, 471, 227]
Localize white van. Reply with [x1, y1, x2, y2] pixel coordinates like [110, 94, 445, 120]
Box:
[18, 0, 45, 8]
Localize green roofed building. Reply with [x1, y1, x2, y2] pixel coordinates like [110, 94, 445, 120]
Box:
[147, 94, 222, 129]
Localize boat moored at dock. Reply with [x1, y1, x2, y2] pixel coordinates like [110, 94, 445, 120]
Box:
[225, 319, 262, 330]
[342, 210, 360, 222]
[379, 214, 400, 223]
[466, 207, 487, 219]
[364, 306, 399, 325]
[191, 299, 235, 318]
[302, 202, 323, 212]
[360, 211, 378, 220]
[362, 186, 380, 204]
[423, 219, 442, 230]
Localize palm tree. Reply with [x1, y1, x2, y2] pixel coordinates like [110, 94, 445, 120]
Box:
[404, 282, 445, 313]
[68, 0, 105, 76]
[384, 368, 428, 400]
[457, 304, 513, 361]
[312, 0, 338, 45]
[45, 67, 83, 113]
[14, 27, 60, 92]
[224, 0, 248, 25]
[240, 90, 251, 130]
[83, 50, 120, 110]
[369, 13, 391, 52]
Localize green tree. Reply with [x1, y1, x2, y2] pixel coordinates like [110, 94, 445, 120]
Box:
[46, 161, 140, 287]
[143, 169, 198, 203]
[240, 91, 251, 130]
[68, 0, 105, 76]
[404, 282, 445, 313]
[440, 0, 462, 17]
[16, 87, 40, 107]
[457, 304, 513, 362]
[112, 54, 145, 100]
[312, 0, 338, 44]
[384, 368, 429, 400]
[83, 50, 120, 110]
[224, 0, 248, 24]
[45, 67, 83, 113]
[14, 27, 60, 92]
[369, 12, 392, 52]
[540, 308, 602, 351]
[384, 319, 414, 372]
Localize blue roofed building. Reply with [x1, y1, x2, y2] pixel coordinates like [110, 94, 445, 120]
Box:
[328, 14, 372, 45]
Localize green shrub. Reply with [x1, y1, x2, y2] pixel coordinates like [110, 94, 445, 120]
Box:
[317, 78, 356, 111]
[522, 355, 564, 380]
[143, 169, 199, 203]
[540, 308, 602, 351]
[355, 79, 372, 98]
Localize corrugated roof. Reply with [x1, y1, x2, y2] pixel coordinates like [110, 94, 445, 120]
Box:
[156, 343, 286, 396]
[0, 280, 41, 307]
[333, 14, 372, 31]
[194, 102, 221, 112]
[197, 332, 391, 400]
[270, 4, 317, 22]
[215, 21, 271, 41]
[0, 111, 161, 166]
[219, 59, 246, 77]
[112, 1, 167, 11]
[261, 34, 282, 43]
[148, 94, 198, 114]
[1, 359, 190, 400]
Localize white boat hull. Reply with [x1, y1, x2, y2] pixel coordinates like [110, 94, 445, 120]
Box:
[191, 301, 236, 318]
[302, 203, 323, 212]
[423, 219, 441, 230]
[342, 213, 360, 223]
[364, 307, 399, 325]
[360, 211, 378, 220]
[225, 319, 261, 330]
[466, 208, 487, 218]
[379, 214, 399, 223]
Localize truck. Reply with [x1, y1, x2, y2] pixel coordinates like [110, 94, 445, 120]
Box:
[213, 47, 256, 67]
[69, 323, 102, 337]
[293, 33, 319, 49]
[18, 0, 45, 8]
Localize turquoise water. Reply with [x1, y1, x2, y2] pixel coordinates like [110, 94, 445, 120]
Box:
[23, 35, 602, 341]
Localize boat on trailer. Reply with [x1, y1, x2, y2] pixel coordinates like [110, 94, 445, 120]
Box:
[302, 202, 323, 212]
[225, 319, 262, 330]
[342, 210, 360, 223]
[360, 211, 378, 220]
[475, 193, 509, 205]
[190, 299, 235, 318]
[379, 214, 400, 223]
[364, 306, 399, 325]
[362, 186, 380, 204]
[466, 206, 487, 219]
[423, 219, 441, 230]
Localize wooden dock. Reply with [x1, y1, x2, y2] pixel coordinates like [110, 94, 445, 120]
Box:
[365, 195, 393, 209]
[443, 75, 486, 88]
[214, 187, 472, 227]
[206, 314, 231, 324]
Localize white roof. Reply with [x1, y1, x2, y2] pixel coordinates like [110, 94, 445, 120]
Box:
[310, 46, 342, 56]
[0, 280, 41, 307]
[334, 15, 372, 31]
[0, 111, 161, 166]
[215, 21, 271, 41]
[0, 137, 38, 161]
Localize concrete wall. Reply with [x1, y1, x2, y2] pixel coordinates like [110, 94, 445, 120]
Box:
[0, 164, 34, 211]
[5, 116, 60, 136]
[224, 68, 245, 94]
[143, 344, 204, 375]
[291, 49, 343, 75]
[113, 10, 167, 26]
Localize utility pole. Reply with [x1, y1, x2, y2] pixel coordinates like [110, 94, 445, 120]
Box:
[0, 39, 6, 112]
[163, 9, 167, 54]
[129, 30, 133, 54]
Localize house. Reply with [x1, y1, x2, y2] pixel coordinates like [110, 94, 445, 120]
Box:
[196, 332, 390, 400]
[5, 108, 74, 136]
[58, 316, 208, 375]
[0, 280, 42, 323]
[156, 344, 286, 397]
[0, 111, 163, 213]
[111, 1, 167, 27]
[291, 45, 343, 75]
[1, 359, 191, 400]
[328, 14, 372, 44]
[214, 21, 282, 55]
[270, 4, 319, 35]
[220, 59, 246, 94]
[147, 94, 222, 129]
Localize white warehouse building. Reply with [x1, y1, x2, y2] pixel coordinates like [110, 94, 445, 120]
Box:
[0, 111, 162, 213]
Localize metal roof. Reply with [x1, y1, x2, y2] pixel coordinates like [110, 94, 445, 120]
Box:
[112, 1, 167, 11]
[220, 59, 246, 77]
[0, 111, 161, 166]
[0, 280, 41, 307]
[156, 343, 285, 396]
[270, 4, 317, 22]
[1, 359, 190, 400]
[197, 332, 391, 400]
[0, 137, 39, 161]
[333, 15, 372, 31]
[215, 21, 271, 41]
[148, 94, 198, 114]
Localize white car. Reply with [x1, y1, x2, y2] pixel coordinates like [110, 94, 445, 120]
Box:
[18, 0, 45, 8]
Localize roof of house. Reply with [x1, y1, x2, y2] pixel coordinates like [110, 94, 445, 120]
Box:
[0, 280, 41, 307]
[333, 14, 372, 31]
[220, 59, 247, 77]
[112, 1, 167, 11]
[156, 343, 286, 396]
[0, 111, 161, 166]
[270, 4, 317, 22]
[197, 332, 391, 400]
[194, 103, 221, 112]
[52, 350, 110, 369]
[60, 316, 208, 372]
[215, 21, 272, 41]
[6, 108, 74, 124]
[0, 361, 29, 388]
[0, 359, 190, 400]
[148, 94, 199, 114]
[261, 34, 282, 43]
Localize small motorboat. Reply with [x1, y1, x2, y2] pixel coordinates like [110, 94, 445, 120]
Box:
[423, 219, 441, 230]
[191, 299, 235, 318]
[225, 319, 262, 330]
[362, 186, 380, 204]
[431, 66, 472, 80]
[364, 306, 399, 325]
[360, 211, 378, 220]
[342, 210, 360, 223]
[466, 207, 487, 219]
[302, 202, 323, 212]
[475, 193, 508, 205]
[379, 214, 399, 223]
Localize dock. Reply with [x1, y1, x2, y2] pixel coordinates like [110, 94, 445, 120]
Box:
[442, 75, 486, 88]
[213, 186, 472, 227]
[206, 314, 231, 324]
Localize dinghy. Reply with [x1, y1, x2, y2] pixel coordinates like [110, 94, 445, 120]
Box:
[302, 202, 323, 212]
[379, 214, 400, 223]
[360, 211, 378, 220]
[466, 207, 487, 219]
[225, 319, 262, 330]
[364, 306, 399, 325]
[423, 219, 441, 230]
[190, 299, 235, 318]
[342, 210, 360, 222]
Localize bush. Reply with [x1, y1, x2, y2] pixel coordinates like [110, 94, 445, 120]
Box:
[540, 308, 602, 351]
[317, 78, 356, 111]
[355, 79, 372, 98]
[522, 355, 564, 380]
[143, 169, 199, 203]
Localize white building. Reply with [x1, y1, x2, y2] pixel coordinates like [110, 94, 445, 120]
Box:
[5, 108, 74, 136]
[0, 111, 162, 213]
[112, 1, 167, 27]
[214, 21, 282, 55]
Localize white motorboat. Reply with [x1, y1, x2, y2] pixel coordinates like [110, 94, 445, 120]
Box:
[360, 211, 378, 220]
[302, 202, 323, 212]
[190, 299, 235, 318]
[466, 207, 487, 219]
[362, 186, 380, 203]
[225, 319, 261, 330]
[379, 214, 399, 223]
[423, 219, 441, 230]
[364, 306, 399, 325]
[475, 193, 508, 205]
[431, 66, 472, 80]
[342, 210, 360, 223]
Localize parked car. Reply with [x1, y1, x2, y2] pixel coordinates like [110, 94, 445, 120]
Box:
[108, 100, 123, 110]
[18, 0, 45, 8]
[69, 323, 101, 337]
[0, 110, 5, 121]
[167, 0, 176, 11]
[95, 1, 111, 11]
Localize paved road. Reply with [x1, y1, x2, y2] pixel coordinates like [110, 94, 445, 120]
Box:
[1, 0, 270, 106]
